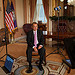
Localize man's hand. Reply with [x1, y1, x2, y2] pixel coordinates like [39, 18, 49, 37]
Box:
[34, 47, 38, 52]
[38, 45, 42, 49]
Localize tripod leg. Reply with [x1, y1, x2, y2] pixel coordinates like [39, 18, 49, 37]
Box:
[0, 60, 5, 62]
[46, 49, 58, 57]
[59, 50, 66, 59]
[0, 54, 7, 62]
[0, 54, 6, 59]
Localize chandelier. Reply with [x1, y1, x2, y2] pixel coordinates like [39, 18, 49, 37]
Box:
[60, 0, 75, 6]
[67, 0, 75, 6]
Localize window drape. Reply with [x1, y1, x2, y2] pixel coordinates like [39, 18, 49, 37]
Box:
[24, 0, 27, 23]
[42, 0, 49, 30]
[33, 0, 42, 22]
[30, 0, 37, 23]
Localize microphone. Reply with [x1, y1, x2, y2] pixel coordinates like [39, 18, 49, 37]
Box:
[2, 37, 6, 42]
[54, 6, 61, 11]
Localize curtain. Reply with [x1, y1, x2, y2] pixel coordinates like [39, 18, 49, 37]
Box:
[24, 0, 27, 23]
[42, 0, 49, 31]
[30, 0, 37, 23]
[33, 6, 37, 22]
[33, 0, 42, 22]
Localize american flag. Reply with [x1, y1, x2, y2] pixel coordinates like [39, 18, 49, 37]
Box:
[5, 0, 17, 34]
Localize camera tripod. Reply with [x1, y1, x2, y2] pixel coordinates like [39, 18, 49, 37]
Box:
[0, 0, 8, 63]
[46, 10, 66, 59]
[0, 19, 8, 62]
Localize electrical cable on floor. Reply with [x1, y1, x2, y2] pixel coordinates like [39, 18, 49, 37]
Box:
[0, 46, 4, 53]
[0, 45, 5, 62]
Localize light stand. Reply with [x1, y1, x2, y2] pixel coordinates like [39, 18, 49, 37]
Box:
[0, 0, 8, 62]
[46, 8, 66, 59]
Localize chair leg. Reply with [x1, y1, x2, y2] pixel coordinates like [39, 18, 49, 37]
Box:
[35, 60, 39, 64]
[68, 67, 71, 73]
[44, 52, 46, 65]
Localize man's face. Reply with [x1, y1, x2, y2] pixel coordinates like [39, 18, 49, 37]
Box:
[32, 24, 38, 31]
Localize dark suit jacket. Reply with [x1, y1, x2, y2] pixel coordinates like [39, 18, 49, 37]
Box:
[27, 29, 44, 48]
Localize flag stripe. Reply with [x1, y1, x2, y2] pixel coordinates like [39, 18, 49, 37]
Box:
[5, 12, 12, 30]
[9, 12, 14, 29]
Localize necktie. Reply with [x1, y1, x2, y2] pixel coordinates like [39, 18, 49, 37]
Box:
[34, 31, 37, 47]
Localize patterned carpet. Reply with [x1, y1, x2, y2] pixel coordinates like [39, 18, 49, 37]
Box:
[11, 56, 66, 75]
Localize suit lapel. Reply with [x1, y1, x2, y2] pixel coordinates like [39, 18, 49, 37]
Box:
[32, 30, 34, 37]
[32, 30, 34, 42]
[37, 29, 39, 40]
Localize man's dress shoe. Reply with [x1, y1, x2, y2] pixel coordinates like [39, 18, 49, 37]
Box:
[26, 65, 33, 73]
[38, 64, 43, 71]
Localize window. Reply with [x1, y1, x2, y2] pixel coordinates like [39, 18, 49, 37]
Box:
[33, 0, 47, 23]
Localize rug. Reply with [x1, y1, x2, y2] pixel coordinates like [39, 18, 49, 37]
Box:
[11, 56, 66, 75]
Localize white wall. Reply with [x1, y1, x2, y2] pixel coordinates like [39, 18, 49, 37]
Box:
[15, 0, 24, 28]
[0, 0, 4, 29]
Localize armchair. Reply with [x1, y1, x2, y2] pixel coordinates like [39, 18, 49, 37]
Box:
[23, 24, 32, 34]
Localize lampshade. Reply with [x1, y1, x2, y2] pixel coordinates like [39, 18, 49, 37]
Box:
[60, 0, 64, 2]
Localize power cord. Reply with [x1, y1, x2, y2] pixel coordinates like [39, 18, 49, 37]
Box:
[0, 44, 5, 62]
[0, 46, 4, 53]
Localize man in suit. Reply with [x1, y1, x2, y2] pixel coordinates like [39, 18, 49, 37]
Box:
[26, 22, 45, 73]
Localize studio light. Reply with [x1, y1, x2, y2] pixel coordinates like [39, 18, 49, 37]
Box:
[54, 6, 61, 11]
